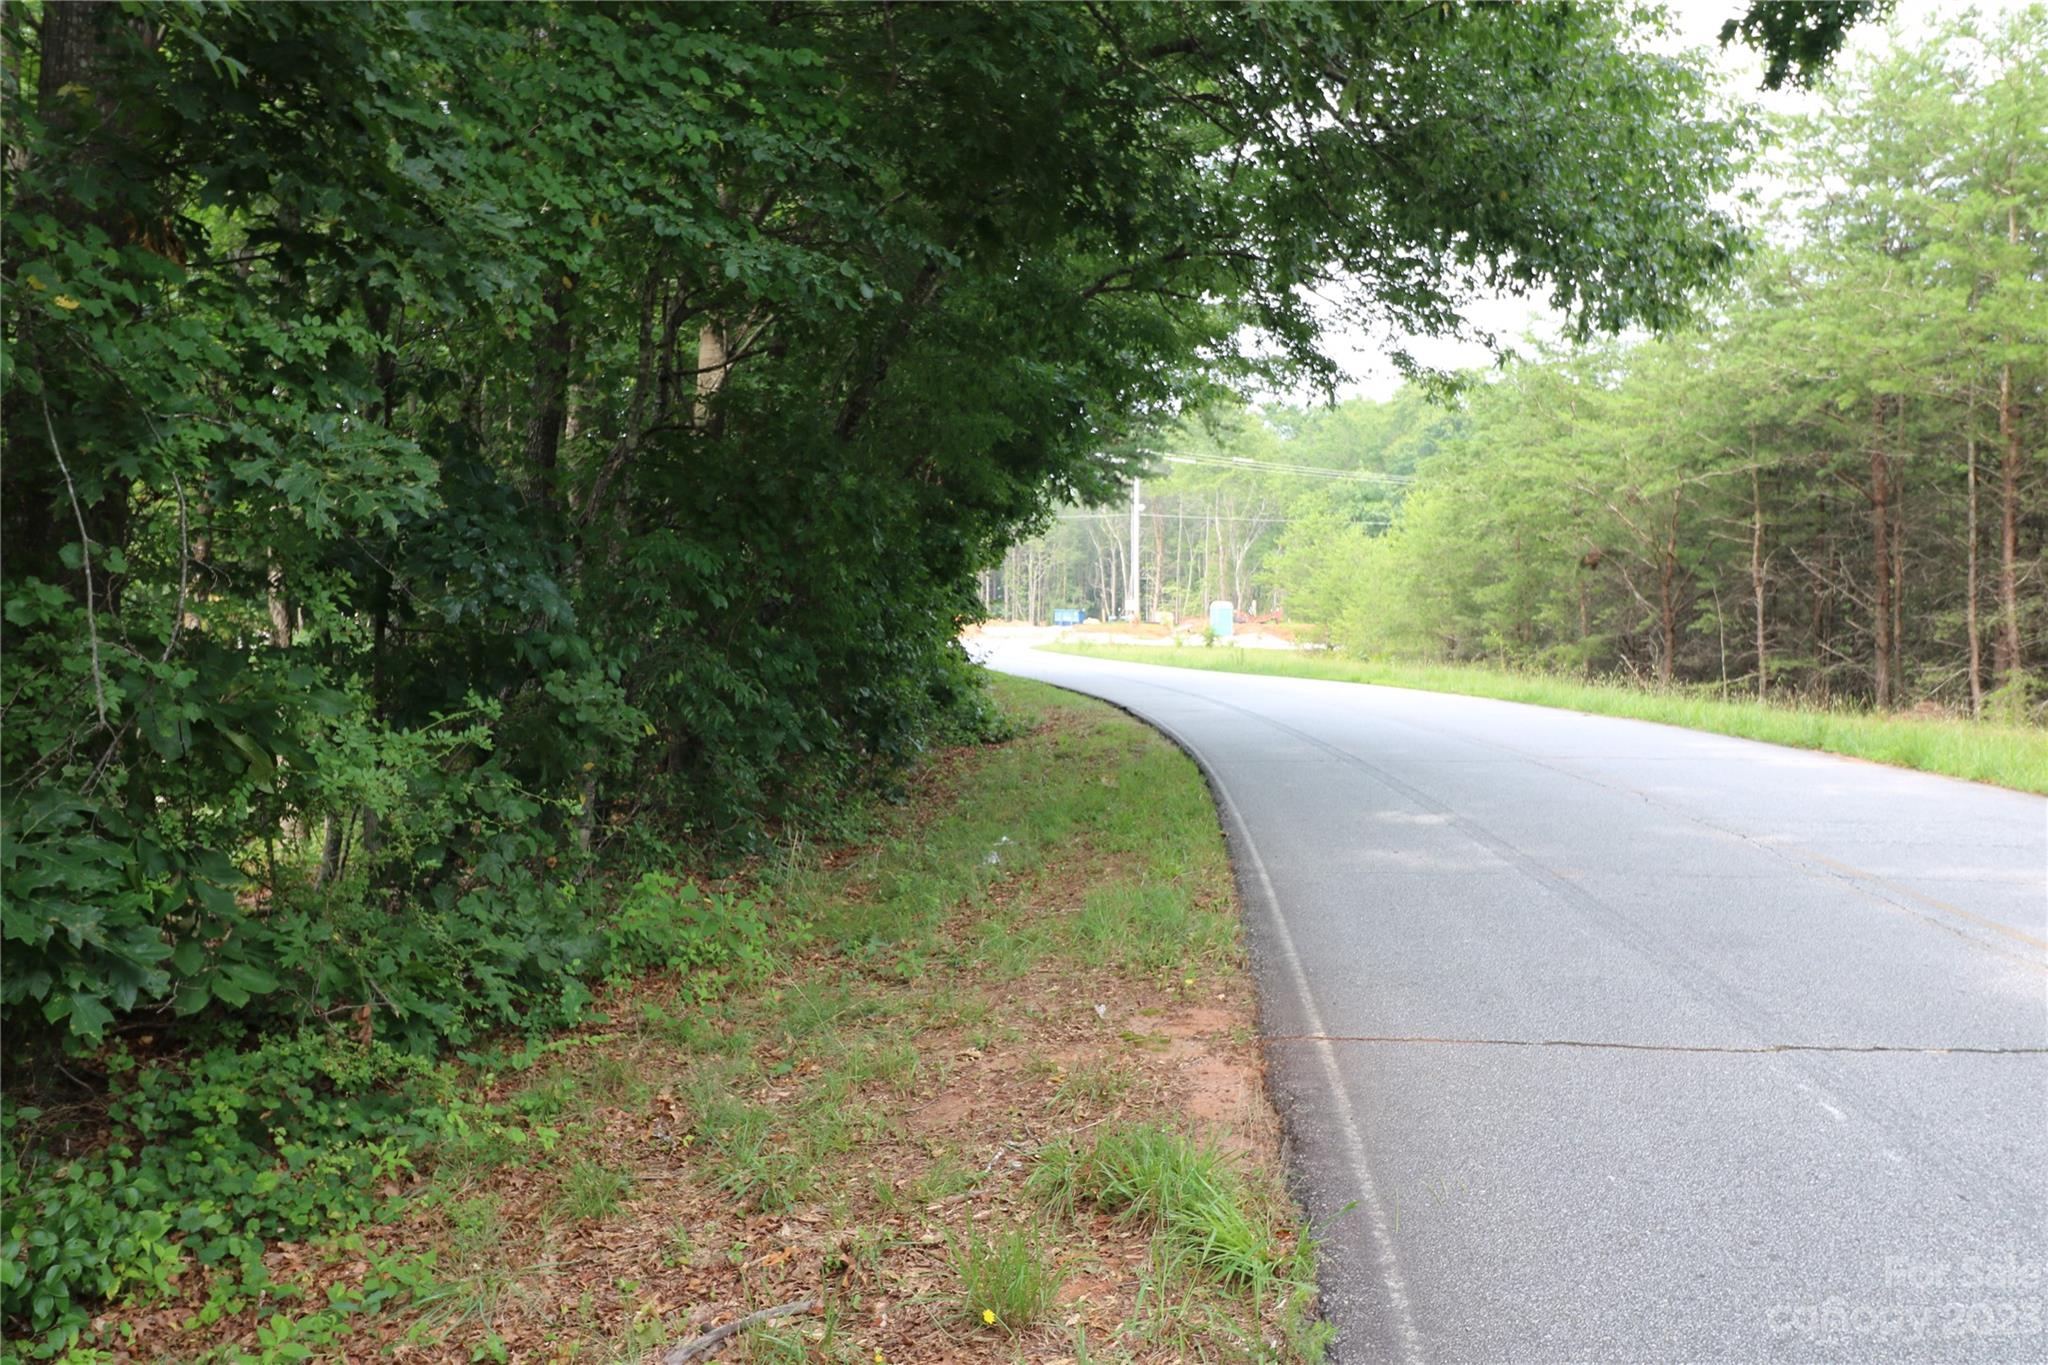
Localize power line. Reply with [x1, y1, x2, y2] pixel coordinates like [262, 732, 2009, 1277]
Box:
[1147, 450, 1415, 485]
[1051, 510, 1391, 527]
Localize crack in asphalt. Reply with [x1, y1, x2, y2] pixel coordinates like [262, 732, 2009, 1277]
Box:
[1001, 649, 2048, 1362]
[1264, 1034, 2048, 1056]
[1070, 663, 2038, 1213]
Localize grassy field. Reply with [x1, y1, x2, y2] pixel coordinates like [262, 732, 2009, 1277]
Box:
[95, 677, 1327, 1363]
[1043, 643, 2048, 795]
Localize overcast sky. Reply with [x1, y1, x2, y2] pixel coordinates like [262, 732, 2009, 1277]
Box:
[1319, 0, 2006, 401]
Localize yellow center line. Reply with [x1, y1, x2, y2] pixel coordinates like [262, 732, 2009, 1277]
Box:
[1800, 848, 2048, 955]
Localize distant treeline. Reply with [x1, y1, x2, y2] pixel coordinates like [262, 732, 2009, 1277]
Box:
[999, 10, 2045, 716]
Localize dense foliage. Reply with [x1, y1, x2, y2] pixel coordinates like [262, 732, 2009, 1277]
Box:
[999, 10, 2045, 717]
[3, 0, 1859, 1350]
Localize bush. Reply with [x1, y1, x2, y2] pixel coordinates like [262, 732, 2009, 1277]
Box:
[607, 873, 772, 997]
[2, 1030, 463, 1357]
[1, 852, 786, 1354]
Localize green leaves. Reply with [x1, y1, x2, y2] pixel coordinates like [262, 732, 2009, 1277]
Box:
[0, 0, 1851, 1064]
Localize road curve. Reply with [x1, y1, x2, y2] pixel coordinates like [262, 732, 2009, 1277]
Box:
[988, 644, 2048, 1364]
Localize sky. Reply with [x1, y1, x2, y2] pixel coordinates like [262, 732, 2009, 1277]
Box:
[1319, 0, 2012, 402]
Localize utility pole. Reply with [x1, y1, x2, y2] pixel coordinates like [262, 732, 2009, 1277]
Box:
[1128, 477, 1143, 621]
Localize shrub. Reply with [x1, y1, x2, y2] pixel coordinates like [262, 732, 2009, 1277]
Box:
[607, 873, 772, 997]
[2, 1029, 465, 1357]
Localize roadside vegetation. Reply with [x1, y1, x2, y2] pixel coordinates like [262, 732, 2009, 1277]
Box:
[5, 679, 1330, 1362]
[1044, 644, 2048, 794]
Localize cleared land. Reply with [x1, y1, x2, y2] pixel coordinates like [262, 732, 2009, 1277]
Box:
[1044, 643, 2048, 794]
[90, 678, 1325, 1363]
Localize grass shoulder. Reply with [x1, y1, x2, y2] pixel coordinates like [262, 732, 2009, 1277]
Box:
[41, 677, 1326, 1363]
[1041, 643, 2048, 795]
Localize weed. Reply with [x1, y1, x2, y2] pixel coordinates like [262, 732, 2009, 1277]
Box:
[971, 912, 1055, 979]
[1073, 1124, 1282, 1291]
[687, 1082, 814, 1212]
[585, 1051, 651, 1108]
[910, 1152, 980, 1205]
[553, 1159, 634, 1222]
[413, 1199, 524, 1335]
[1023, 1139, 1083, 1218]
[1050, 1062, 1133, 1117]
[844, 1037, 920, 1093]
[951, 1224, 1066, 1333]
[638, 1000, 751, 1055]
[1073, 881, 1231, 976]
[512, 1067, 585, 1124]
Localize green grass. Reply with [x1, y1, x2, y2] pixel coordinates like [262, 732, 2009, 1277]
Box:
[950, 1224, 1067, 1333]
[1076, 1124, 1280, 1291]
[552, 1158, 635, 1222]
[1043, 643, 2048, 794]
[1028, 1121, 1332, 1357]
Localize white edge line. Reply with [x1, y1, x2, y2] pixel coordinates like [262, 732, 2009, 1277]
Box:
[1006, 656, 1427, 1364]
[1194, 736, 1429, 1365]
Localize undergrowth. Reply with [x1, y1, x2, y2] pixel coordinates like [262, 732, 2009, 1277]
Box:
[0, 885, 772, 1359]
[3, 677, 1327, 1362]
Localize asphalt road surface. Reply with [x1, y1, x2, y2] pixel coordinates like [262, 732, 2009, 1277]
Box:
[988, 643, 2048, 1364]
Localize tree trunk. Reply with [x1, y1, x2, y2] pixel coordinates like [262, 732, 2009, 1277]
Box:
[1995, 356, 2023, 684]
[37, 2, 107, 113]
[1751, 466, 1768, 701]
[525, 285, 573, 507]
[1810, 522, 1831, 706]
[6, 1, 119, 586]
[694, 322, 728, 431]
[267, 552, 291, 647]
[1966, 432, 1984, 716]
[314, 815, 346, 890]
[1657, 494, 1679, 686]
[1870, 400, 1894, 709]
[1578, 573, 1592, 680]
[1891, 452, 1905, 698]
[1152, 517, 1166, 621]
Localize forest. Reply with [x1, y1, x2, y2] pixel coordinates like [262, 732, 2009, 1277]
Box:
[0, 0, 1899, 1355]
[990, 8, 2044, 717]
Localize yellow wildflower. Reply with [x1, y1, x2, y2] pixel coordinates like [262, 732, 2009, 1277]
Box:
[54, 295, 81, 311]
[982, 1308, 996, 1325]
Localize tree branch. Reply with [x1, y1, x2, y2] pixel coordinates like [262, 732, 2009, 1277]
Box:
[663, 1296, 820, 1364]
[41, 394, 108, 727]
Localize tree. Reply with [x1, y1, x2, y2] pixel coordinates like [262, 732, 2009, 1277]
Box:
[1194, 9, 2043, 717]
[0, 0, 1847, 1066]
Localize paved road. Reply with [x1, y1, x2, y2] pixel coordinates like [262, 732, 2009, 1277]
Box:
[988, 644, 2048, 1364]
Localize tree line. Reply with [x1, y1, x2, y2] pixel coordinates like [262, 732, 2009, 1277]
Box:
[1004, 10, 2044, 718]
[981, 392, 1442, 622]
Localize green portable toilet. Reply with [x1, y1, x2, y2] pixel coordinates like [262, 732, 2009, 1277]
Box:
[1208, 600, 1234, 639]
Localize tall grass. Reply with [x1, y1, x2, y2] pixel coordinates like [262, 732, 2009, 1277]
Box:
[1040, 643, 2048, 795]
[1029, 1123, 1303, 1296]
